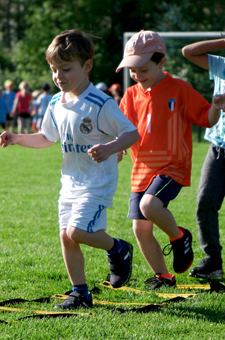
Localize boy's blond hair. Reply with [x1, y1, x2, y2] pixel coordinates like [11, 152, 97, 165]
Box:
[46, 29, 95, 66]
[18, 81, 30, 94]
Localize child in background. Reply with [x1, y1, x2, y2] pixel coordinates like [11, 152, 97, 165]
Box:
[95, 82, 108, 93]
[182, 37, 225, 278]
[31, 90, 41, 132]
[116, 30, 225, 289]
[0, 29, 139, 309]
[108, 83, 122, 105]
[11, 81, 36, 134]
[3, 80, 15, 133]
[36, 83, 52, 131]
[0, 86, 8, 132]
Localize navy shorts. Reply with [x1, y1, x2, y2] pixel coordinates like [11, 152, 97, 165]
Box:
[128, 175, 183, 220]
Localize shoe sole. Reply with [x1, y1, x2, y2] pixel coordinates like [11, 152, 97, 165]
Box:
[189, 269, 224, 279]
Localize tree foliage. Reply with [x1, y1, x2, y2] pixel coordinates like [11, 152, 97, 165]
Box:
[0, 0, 224, 97]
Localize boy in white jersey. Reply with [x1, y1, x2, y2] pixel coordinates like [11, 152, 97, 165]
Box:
[0, 29, 139, 310]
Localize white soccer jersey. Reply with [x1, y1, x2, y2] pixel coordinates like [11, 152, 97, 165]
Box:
[40, 83, 136, 207]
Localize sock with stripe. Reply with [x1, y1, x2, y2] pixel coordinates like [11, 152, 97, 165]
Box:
[158, 273, 175, 281]
[106, 238, 124, 255]
[169, 228, 184, 242]
[72, 284, 91, 299]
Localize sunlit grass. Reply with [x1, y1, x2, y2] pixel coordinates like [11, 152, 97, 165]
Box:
[0, 141, 224, 339]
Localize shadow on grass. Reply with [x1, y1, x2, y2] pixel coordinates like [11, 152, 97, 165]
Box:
[165, 302, 225, 324]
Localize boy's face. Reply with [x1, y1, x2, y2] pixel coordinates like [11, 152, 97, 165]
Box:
[129, 58, 166, 90]
[49, 58, 92, 98]
[5, 85, 13, 92]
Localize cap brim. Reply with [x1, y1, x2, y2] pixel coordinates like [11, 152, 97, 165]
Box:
[116, 53, 153, 73]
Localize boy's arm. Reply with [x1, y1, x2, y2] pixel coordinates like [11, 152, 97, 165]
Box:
[208, 94, 225, 126]
[88, 129, 139, 164]
[182, 39, 225, 70]
[0, 131, 55, 149]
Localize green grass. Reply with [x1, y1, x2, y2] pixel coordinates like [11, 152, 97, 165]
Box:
[0, 141, 225, 339]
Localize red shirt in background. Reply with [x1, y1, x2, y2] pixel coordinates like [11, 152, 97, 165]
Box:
[15, 91, 32, 114]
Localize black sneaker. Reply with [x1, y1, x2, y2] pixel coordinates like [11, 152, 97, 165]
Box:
[189, 256, 224, 278]
[145, 273, 176, 290]
[54, 290, 93, 310]
[163, 227, 194, 273]
[107, 239, 133, 288]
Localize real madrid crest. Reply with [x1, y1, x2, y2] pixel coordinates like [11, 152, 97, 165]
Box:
[80, 117, 93, 134]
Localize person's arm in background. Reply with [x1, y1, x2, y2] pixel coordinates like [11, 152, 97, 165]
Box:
[182, 38, 225, 70]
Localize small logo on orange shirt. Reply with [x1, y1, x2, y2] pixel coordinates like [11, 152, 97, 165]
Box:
[168, 99, 176, 111]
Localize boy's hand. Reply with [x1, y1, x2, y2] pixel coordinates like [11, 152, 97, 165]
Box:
[212, 93, 225, 111]
[88, 144, 113, 163]
[117, 150, 127, 163]
[0, 131, 18, 148]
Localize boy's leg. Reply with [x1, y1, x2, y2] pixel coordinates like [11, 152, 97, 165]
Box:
[190, 144, 224, 278]
[133, 219, 168, 274]
[17, 116, 22, 134]
[25, 117, 31, 134]
[137, 176, 193, 274]
[67, 226, 133, 288]
[133, 219, 176, 289]
[140, 194, 193, 273]
[66, 227, 114, 250]
[6, 115, 14, 133]
[56, 200, 133, 311]
[54, 229, 93, 310]
[60, 229, 86, 285]
[140, 194, 179, 239]
[197, 144, 224, 258]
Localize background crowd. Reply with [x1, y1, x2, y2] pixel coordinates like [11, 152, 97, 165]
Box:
[0, 80, 122, 134]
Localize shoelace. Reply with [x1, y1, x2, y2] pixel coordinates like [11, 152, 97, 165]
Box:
[163, 239, 195, 256]
[162, 243, 173, 256]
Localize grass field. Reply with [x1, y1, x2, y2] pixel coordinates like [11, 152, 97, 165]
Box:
[0, 140, 225, 339]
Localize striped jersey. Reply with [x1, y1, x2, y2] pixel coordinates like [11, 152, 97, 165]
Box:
[40, 83, 136, 206]
[120, 72, 211, 192]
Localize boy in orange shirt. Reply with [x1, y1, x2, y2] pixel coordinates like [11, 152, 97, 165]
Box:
[117, 30, 225, 289]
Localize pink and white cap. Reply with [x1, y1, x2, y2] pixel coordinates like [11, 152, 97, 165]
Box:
[116, 30, 166, 73]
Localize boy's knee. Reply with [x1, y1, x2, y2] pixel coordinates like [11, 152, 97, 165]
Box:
[140, 199, 154, 219]
[66, 226, 77, 241]
[60, 229, 73, 246]
[140, 195, 163, 220]
[60, 227, 78, 244]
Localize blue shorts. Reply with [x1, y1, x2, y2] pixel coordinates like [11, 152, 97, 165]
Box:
[128, 175, 183, 220]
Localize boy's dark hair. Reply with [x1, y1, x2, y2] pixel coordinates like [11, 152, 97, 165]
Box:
[151, 52, 165, 64]
[46, 29, 95, 66]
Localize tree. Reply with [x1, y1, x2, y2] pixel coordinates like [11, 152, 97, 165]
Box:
[0, 0, 224, 97]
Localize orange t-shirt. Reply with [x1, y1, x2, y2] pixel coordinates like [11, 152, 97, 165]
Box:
[120, 72, 212, 192]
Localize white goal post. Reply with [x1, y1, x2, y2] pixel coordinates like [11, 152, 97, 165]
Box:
[122, 31, 222, 92]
